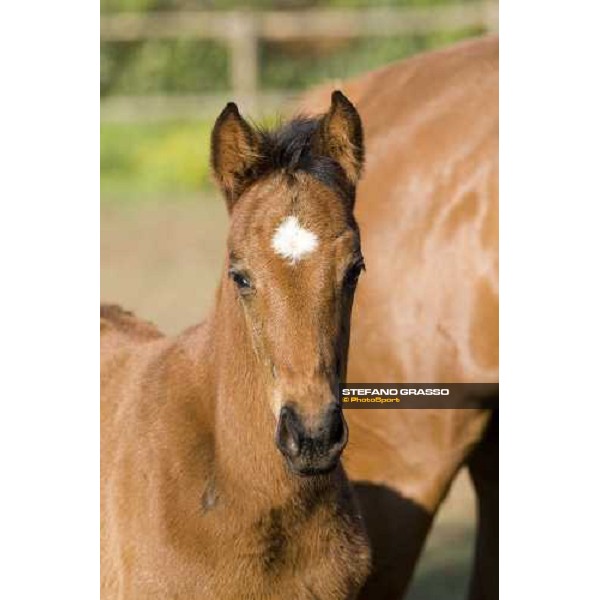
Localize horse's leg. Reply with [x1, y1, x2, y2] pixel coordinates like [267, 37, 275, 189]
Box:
[467, 410, 499, 600]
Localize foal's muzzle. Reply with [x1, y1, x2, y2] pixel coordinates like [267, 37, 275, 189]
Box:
[275, 403, 348, 476]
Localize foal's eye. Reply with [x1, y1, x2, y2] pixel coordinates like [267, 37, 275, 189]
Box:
[228, 268, 253, 292]
[344, 259, 366, 288]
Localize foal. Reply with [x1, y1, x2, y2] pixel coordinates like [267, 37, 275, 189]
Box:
[101, 92, 371, 599]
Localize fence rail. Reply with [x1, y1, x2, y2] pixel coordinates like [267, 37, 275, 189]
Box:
[101, 4, 498, 122]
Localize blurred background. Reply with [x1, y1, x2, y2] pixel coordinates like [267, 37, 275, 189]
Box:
[101, 1, 497, 598]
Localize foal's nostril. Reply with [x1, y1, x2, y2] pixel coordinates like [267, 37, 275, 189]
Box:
[276, 406, 302, 458]
[327, 407, 347, 447]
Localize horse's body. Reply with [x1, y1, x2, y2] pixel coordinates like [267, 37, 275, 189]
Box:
[101, 96, 373, 599]
[298, 36, 499, 599]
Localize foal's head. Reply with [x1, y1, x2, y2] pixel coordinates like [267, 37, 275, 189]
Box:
[211, 91, 364, 476]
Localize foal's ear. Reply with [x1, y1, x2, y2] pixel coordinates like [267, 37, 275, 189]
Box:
[211, 102, 261, 210]
[315, 91, 364, 185]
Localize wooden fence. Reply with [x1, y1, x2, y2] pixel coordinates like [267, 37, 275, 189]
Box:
[101, 3, 498, 122]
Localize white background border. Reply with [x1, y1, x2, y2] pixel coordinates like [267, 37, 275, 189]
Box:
[0, 1, 99, 598]
[500, 1, 600, 597]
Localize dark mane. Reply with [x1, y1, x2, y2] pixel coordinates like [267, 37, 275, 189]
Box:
[252, 116, 354, 199]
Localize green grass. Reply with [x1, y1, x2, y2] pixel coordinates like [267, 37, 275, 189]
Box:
[101, 113, 283, 203]
[101, 120, 214, 201]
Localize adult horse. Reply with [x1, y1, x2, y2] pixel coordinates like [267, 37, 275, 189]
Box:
[101, 93, 373, 599]
[297, 36, 499, 600]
